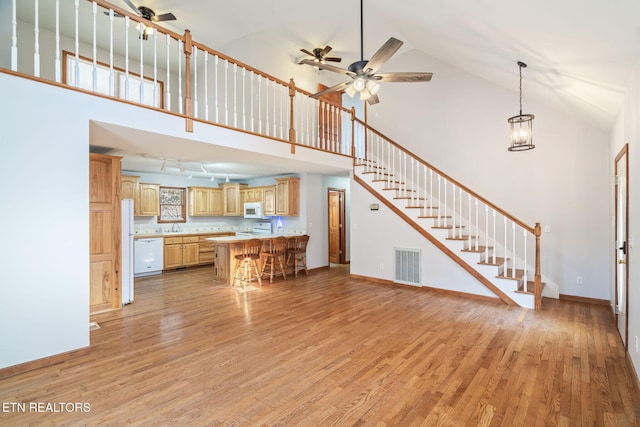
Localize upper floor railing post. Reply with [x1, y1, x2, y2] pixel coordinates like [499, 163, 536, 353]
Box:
[288, 78, 296, 153]
[350, 106, 356, 161]
[183, 29, 193, 132]
[534, 222, 542, 309]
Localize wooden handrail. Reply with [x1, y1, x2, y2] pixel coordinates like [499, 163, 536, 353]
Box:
[354, 117, 536, 234]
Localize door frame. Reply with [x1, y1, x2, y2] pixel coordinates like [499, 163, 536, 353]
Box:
[328, 188, 346, 264]
[614, 143, 629, 348]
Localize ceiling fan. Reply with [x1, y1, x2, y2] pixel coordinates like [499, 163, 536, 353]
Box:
[105, 0, 177, 39]
[299, 46, 342, 64]
[299, 0, 432, 105]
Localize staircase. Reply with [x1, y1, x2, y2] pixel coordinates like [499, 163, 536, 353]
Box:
[352, 123, 543, 309]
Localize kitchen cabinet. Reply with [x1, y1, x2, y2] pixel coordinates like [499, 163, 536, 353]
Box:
[138, 183, 160, 216]
[163, 236, 199, 270]
[242, 187, 265, 203]
[222, 182, 247, 216]
[189, 186, 223, 216]
[275, 177, 300, 216]
[263, 185, 276, 215]
[121, 175, 159, 216]
[90, 154, 122, 313]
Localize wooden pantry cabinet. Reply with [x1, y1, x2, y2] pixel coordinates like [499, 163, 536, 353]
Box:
[188, 186, 223, 216]
[275, 177, 300, 216]
[90, 153, 122, 314]
[121, 175, 160, 216]
[222, 182, 247, 216]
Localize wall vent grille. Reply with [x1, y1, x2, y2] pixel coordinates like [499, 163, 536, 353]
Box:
[394, 248, 421, 286]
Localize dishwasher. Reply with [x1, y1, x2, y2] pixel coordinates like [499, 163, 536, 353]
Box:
[134, 238, 164, 277]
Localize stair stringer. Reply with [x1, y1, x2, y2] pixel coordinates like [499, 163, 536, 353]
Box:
[354, 170, 536, 308]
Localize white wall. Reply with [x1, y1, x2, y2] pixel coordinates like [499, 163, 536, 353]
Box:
[355, 49, 611, 300]
[612, 71, 640, 382]
[0, 73, 90, 369]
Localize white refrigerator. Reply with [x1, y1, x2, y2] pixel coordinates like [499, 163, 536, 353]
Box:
[121, 199, 134, 305]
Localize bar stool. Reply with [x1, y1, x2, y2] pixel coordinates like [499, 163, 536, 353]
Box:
[232, 239, 263, 288]
[260, 236, 288, 283]
[286, 235, 309, 278]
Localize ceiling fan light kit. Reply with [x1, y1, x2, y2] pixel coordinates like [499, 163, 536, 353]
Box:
[508, 61, 535, 152]
[299, 0, 432, 105]
[106, 0, 177, 40]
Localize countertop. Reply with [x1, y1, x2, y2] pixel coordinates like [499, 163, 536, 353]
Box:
[134, 231, 235, 239]
[205, 233, 303, 243]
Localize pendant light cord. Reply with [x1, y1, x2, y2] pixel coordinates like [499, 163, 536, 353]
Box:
[519, 64, 523, 116]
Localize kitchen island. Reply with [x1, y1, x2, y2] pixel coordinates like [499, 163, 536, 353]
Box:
[206, 234, 303, 285]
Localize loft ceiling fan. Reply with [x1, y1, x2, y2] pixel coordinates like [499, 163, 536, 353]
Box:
[105, 0, 177, 39]
[299, 0, 432, 105]
[299, 46, 342, 64]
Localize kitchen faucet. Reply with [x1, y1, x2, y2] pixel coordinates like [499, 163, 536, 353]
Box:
[171, 222, 181, 233]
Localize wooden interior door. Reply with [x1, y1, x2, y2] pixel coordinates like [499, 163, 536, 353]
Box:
[614, 144, 629, 348]
[328, 188, 345, 264]
[318, 84, 342, 152]
[89, 153, 122, 314]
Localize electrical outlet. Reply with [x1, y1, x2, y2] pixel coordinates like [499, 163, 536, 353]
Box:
[380, 263, 384, 270]
[544, 225, 551, 233]
[635, 336, 639, 353]
[576, 276, 583, 285]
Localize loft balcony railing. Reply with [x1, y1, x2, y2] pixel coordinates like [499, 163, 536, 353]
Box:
[5, 0, 356, 157]
[4, 0, 542, 309]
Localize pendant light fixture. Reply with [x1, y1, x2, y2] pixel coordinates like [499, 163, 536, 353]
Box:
[507, 61, 535, 151]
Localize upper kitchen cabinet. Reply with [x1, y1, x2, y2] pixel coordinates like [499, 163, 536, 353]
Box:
[188, 186, 223, 216]
[263, 186, 276, 216]
[275, 177, 300, 216]
[138, 183, 160, 216]
[222, 182, 248, 216]
[121, 175, 159, 216]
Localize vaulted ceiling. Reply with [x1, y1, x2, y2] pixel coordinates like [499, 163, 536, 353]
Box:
[139, 0, 640, 132]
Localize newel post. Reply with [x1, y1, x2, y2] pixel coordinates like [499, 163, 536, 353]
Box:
[288, 78, 296, 153]
[534, 222, 542, 310]
[183, 29, 193, 132]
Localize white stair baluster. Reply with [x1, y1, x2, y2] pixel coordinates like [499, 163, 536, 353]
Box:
[233, 63, 238, 128]
[443, 179, 447, 228]
[139, 19, 144, 104]
[109, 9, 115, 96]
[74, 0, 80, 88]
[474, 198, 479, 250]
[124, 16, 130, 99]
[204, 53, 209, 120]
[458, 187, 463, 238]
[504, 217, 507, 272]
[241, 67, 246, 129]
[11, 0, 17, 71]
[193, 47, 198, 117]
[177, 39, 182, 114]
[523, 229, 528, 285]
[437, 176, 442, 227]
[165, 34, 170, 110]
[430, 170, 434, 217]
[452, 184, 456, 232]
[54, 0, 60, 82]
[214, 56, 219, 122]
[250, 72, 254, 131]
[468, 194, 472, 247]
[153, 29, 158, 108]
[484, 205, 489, 260]
[258, 77, 261, 133]
[34, 0, 40, 77]
[512, 222, 516, 278]
[224, 59, 228, 125]
[492, 209, 497, 264]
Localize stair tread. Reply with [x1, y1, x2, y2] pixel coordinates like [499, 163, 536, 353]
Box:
[432, 225, 465, 229]
[446, 235, 477, 240]
[363, 171, 393, 176]
[373, 179, 403, 184]
[496, 268, 525, 280]
[516, 280, 546, 295]
[462, 246, 493, 253]
[479, 257, 508, 266]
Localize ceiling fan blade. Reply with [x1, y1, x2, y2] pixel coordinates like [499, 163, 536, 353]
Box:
[375, 72, 433, 82]
[122, 0, 141, 15]
[320, 46, 333, 57]
[299, 59, 355, 77]
[366, 94, 380, 105]
[325, 57, 342, 62]
[311, 81, 353, 99]
[300, 48, 315, 57]
[153, 12, 177, 22]
[364, 37, 404, 74]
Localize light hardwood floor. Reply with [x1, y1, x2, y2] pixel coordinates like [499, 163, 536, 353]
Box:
[1, 265, 639, 426]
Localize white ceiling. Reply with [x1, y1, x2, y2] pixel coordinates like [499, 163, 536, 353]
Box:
[55, 1, 640, 176]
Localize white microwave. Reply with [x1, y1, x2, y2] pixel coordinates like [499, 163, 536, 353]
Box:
[243, 202, 265, 218]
